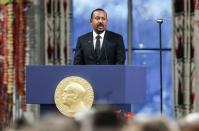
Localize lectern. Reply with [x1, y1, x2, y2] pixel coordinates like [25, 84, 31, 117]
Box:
[26, 65, 146, 114]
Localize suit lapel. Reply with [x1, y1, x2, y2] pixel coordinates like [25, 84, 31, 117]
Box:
[98, 31, 109, 59]
[87, 32, 96, 57]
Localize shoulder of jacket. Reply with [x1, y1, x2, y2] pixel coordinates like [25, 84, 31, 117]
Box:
[106, 30, 122, 38]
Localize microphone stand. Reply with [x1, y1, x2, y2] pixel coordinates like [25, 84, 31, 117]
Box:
[157, 19, 163, 115]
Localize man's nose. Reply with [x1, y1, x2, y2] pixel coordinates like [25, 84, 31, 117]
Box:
[98, 18, 103, 22]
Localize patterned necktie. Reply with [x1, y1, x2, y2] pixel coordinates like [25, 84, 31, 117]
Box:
[95, 35, 101, 57]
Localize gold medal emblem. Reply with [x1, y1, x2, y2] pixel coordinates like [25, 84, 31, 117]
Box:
[54, 76, 94, 117]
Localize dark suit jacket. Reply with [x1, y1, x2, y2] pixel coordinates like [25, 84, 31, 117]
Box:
[74, 30, 126, 65]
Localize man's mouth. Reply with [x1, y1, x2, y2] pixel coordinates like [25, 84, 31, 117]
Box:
[97, 24, 104, 29]
[97, 24, 104, 28]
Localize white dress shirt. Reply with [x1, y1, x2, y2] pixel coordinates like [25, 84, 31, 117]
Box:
[93, 30, 105, 49]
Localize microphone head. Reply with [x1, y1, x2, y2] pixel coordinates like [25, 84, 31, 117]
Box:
[156, 19, 163, 23]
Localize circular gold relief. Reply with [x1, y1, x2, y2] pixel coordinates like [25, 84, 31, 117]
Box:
[54, 76, 94, 117]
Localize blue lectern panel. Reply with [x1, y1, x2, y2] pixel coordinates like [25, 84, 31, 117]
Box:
[125, 66, 146, 103]
[26, 65, 146, 104]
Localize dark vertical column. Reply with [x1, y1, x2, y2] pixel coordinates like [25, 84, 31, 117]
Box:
[128, 0, 132, 65]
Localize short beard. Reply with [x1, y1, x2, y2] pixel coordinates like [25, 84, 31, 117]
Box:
[95, 29, 104, 34]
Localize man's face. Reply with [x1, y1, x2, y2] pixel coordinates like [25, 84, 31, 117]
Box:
[90, 10, 108, 34]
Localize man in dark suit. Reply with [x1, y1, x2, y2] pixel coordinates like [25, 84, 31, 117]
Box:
[74, 8, 126, 65]
[74, 8, 130, 113]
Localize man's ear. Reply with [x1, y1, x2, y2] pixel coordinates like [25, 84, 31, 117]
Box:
[90, 19, 92, 24]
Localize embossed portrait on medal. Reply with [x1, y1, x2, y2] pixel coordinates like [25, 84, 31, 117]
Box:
[61, 83, 86, 112]
[54, 76, 94, 117]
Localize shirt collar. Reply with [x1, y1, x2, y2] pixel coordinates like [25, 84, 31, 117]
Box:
[93, 30, 106, 39]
